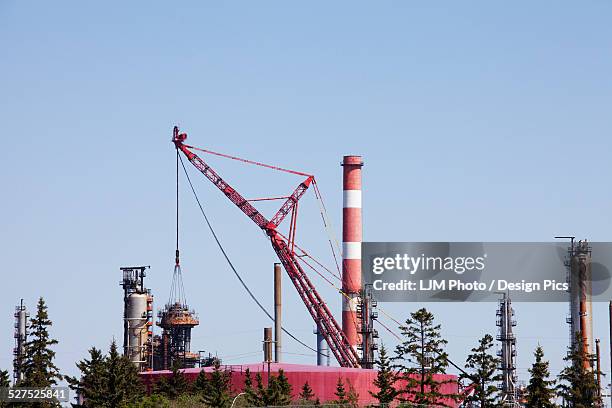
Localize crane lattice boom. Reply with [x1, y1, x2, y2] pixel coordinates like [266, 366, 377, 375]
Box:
[173, 126, 360, 368]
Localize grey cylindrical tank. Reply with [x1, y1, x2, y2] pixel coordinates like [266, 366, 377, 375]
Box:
[126, 293, 148, 364]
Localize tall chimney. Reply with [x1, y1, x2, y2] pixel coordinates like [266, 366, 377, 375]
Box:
[342, 155, 363, 352]
[274, 263, 282, 363]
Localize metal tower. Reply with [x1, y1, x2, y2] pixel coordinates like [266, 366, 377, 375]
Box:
[496, 292, 518, 407]
[356, 284, 378, 369]
[120, 266, 154, 371]
[13, 299, 28, 384]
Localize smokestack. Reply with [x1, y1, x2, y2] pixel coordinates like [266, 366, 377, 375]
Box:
[314, 322, 330, 366]
[274, 263, 282, 363]
[342, 155, 363, 352]
[263, 327, 273, 363]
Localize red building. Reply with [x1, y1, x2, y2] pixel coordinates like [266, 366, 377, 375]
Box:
[140, 362, 460, 406]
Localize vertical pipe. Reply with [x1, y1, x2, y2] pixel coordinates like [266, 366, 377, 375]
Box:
[315, 322, 330, 366]
[342, 155, 363, 352]
[264, 327, 273, 363]
[609, 301, 612, 408]
[595, 339, 601, 397]
[274, 263, 282, 363]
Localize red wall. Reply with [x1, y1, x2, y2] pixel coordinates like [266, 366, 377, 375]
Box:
[140, 362, 459, 406]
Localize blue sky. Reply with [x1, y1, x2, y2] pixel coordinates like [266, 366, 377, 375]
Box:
[1, 0, 611, 397]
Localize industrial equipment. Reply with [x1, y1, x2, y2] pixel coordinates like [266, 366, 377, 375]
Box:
[173, 126, 361, 368]
[120, 266, 154, 371]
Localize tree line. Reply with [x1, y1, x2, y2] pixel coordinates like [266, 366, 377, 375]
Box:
[1, 299, 602, 407]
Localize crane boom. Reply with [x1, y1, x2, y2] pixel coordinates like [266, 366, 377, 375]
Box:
[172, 126, 361, 368]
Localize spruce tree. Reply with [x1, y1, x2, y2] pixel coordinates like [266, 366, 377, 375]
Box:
[461, 334, 501, 407]
[66, 347, 107, 407]
[0, 369, 8, 387]
[370, 344, 397, 405]
[192, 369, 208, 396]
[557, 334, 601, 408]
[345, 379, 359, 408]
[22, 297, 62, 389]
[0, 370, 9, 408]
[265, 369, 292, 406]
[201, 359, 232, 408]
[105, 340, 144, 408]
[299, 381, 315, 403]
[155, 362, 189, 399]
[394, 308, 456, 407]
[525, 345, 556, 408]
[243, 369, 263, 407]
[334, 377, 347, 404]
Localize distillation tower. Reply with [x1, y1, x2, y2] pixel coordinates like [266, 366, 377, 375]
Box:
[120, 266, 154, 371]
[497, 292, 518, 407]
[13, 299, 28, 384]
[156, 258, 199, 369]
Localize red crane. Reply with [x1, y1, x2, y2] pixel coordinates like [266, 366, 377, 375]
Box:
[173, 126, 361, 368]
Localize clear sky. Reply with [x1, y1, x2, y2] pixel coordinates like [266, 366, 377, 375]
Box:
[1, 0, 611, 400]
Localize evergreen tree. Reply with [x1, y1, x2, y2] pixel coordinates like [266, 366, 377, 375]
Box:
[22, 297, 62, 389]
[525, 345, 556, 408]
[0, 369, 9, 387]
[0, 370, 9, 408]
[105, 340, 144, 408]
[201, 359, 232, 408]
[155, 362, 189, 399]
[370, 344, 397, 405]
[557, 334, 601, 408]
[192, 369, 208, 395]
[345, 379, 359, 408]
[243, 369, 263, 407]
[334, 377, 347, 404]
[255, 373, 267, 406]
[394, 308, 456, 407]
[461, 334, 501, 407]
[66, 347, 107, 407]
[265, 369, 292, 406]
[299, 381, 315, 403]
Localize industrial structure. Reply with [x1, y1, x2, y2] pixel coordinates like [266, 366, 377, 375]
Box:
[173, 126, 363, 368]
[120, 266, 154, 371]
[341, 155, 363, 356]
[13, 299, 28, 384]
[566, 239, 594, 367]
[496, 292, 518, 406]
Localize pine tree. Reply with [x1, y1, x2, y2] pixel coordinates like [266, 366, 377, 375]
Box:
[265, 369, 292, 406]
[192, 369, 208, 395]
[0, 370, 9, 408]
[345, 379, 359, 408]
[557, 334, 601, 408]
[394, 308, 457, 407]
[256, 372, 267, 405]
[370, 344, 397, 405]
[299, 381, 315, 403]
[243, 369, 263, 407]
[525, 345, 556, 408]
[0, 369, 9, 387]
[22, 298, 62, 389]
[201, 359, 232, 408]
[66, 347, 107, 407]
[334, 377, 347, 404]
[155, 362, 189, 399]
[461, 334, 501, 407]
[105, 340, 144, 408]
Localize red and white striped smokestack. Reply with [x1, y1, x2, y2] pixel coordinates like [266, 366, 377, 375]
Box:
[342, 155, 363, 352]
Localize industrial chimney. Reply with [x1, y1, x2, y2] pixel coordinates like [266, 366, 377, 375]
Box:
[342, 155, 363, 352]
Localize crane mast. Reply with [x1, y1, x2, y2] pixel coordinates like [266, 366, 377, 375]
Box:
[173, 126, 361, 368]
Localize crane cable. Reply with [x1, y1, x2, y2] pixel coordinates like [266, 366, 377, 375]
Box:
[178, 154, 327, 358]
